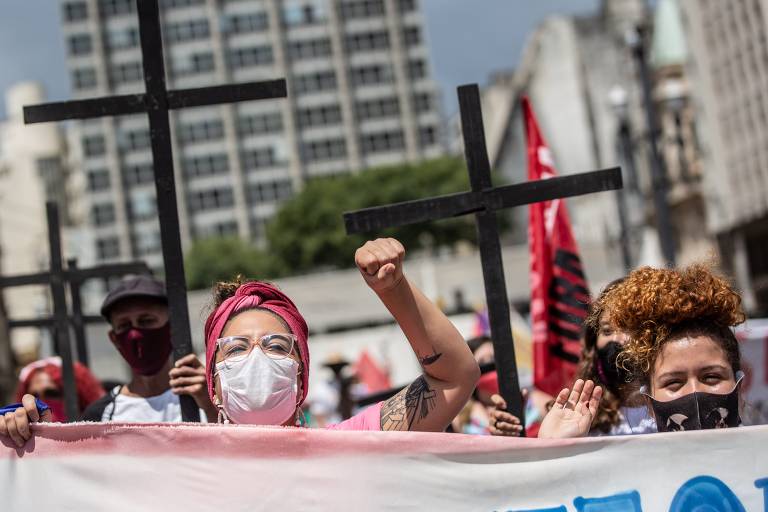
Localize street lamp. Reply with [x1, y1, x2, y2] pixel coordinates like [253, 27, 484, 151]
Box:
[659, 78, 691, 182]
[627, 25, 677, 268]
[609, 85, 635, 272]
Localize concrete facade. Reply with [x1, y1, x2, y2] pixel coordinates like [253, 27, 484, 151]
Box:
[680, 0, 768, 313]
[59, 0, 444, 270]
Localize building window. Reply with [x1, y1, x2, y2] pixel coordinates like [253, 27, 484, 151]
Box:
[133, 230, 161, 256]
[172, 52, 216, 76]
[96, 237, 120, 259]
[228, 46, 274, 68]
[237, 112, 284, 136]
[403, 26, 420, 46]
[63, 2, 88, 22]
[106, 28, 140, 50]
[413, 92, 432, 113]
[247, 180, 293, 203]
[340, 0, 385, 20]
[407, 59, 427, 80]
[303, 139, 346, 162]
[287, 38, 332, 60]
[293, 70, 337, 94]
[111, 62, 143, 85]
[355, 97, 399, 120]
[129, 192, 157, 220]
[123, 163, 155, 185]
[120, 129, 151, 151]
[68, 34, 93, 55]
[99, 0, 135, 17]
[196, 221, 239, 239]
[296, 104, 342, 128]
[83, 135, 106, 157]
[225, 12, 269, 34]
[345, 31, 389, 53]
[282, 1, 327, 26]
[242, 148, 279, 170]
[91, 203, 116, 226]
[182, 154, 229, 178]
[360, 130, 405, 154]
[165, 19, 210, 43]
[178, 119, 225, 144]
[350, 64, 392, 86]
[73, 68, 98, 90]
[398, 0, 417, 12]
[419, 125, 436, 147]
[187, 188, 235, 212]
[87, 169, 111, 191]
[162, 0, 206, 8]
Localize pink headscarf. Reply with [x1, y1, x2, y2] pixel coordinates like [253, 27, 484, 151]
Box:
[204, 281, 310, 406]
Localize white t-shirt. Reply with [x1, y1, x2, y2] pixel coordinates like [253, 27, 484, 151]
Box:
[87, 386, 207, 423]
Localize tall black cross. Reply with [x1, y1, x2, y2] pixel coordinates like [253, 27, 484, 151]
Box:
[345, 85, 623, 428]
[23, 0, 287, 421]
[0, 202, 150, 420]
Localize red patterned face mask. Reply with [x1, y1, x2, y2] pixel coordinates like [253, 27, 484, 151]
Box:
[113, 323, 172, 376]
[476, 371, 500, 396]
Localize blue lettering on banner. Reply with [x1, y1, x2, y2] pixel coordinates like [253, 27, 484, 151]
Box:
[506, 507, 567, 512]
[505, 476, 768, 512]
[668, 476, 746, 512]
[755, 478, 768, 509]
[573, 490, 642, 511]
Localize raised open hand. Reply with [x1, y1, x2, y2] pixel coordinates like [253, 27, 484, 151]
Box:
[355, 238, 405, 294]
[537, 379, 602, 439]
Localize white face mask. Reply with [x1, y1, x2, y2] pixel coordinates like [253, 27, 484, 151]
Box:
[214, 347, 299, 425]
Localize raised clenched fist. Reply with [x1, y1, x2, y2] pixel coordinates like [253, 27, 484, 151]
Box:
[355, 238, 406, 294]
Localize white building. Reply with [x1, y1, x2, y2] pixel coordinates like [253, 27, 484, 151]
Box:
[59, 0, 444, 270]
[0, 82, 76, 360]
[680, 0, 768, 314]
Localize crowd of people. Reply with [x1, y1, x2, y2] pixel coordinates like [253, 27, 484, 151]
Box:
[0, 237, 759, 447]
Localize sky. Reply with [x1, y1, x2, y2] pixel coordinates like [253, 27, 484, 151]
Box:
[0, 0, 601, 119]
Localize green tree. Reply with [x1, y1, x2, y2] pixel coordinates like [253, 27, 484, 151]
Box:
[185, 237, 278, 290]
[265, 157, 482, 273]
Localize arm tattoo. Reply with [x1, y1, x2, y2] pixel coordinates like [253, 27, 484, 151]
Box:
[417, 346, 443, 367]
[380, 376, 436, 431]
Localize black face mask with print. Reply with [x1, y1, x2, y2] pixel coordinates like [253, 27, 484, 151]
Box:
[648, 380, 742, 433]
[595, 342, 632, 390]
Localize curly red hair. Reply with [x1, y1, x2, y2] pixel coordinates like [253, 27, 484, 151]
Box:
[602, 264, 745, 384]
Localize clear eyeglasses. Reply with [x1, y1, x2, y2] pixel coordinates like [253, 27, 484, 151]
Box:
[216, 333, 297, 362]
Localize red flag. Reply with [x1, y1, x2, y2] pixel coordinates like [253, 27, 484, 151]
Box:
[524, 97, 591, 396]
[353, 350, 391, 394]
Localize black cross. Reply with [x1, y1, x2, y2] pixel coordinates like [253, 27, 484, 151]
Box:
[23, 0, 287, 421]
[0, 202, 150, 421]
[345, 85, 623, 429]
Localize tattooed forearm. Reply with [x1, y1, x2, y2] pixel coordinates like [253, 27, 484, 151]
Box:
[417, 347, 442, 367]
[380, 376, 436, 431]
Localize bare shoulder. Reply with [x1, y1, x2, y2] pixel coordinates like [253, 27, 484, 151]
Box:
[380, 375, 437, 431]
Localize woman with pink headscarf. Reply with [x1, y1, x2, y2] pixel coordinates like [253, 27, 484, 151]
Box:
[205, 238, 481, 431]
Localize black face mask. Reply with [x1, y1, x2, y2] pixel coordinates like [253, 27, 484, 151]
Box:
[648, 380, 742, 433]
[595, 342, 632, 390]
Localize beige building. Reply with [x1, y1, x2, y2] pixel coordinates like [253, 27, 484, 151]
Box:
[0, 82, 76, 359]
[680, 0, 768, 313]
[59, 0, 444, 270]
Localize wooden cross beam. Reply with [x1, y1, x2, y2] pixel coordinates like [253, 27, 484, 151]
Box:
[23, 0, 287, 421]
[0, 202, 150, 420]
[345, 85, 623, 430]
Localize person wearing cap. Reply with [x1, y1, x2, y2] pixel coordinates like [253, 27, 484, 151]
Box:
[206, 238, 480, 431]
[2, 276, 217, 446]
[79, 275, 217, 422]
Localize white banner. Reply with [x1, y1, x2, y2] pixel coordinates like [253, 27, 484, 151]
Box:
[2, 423, 767, 511]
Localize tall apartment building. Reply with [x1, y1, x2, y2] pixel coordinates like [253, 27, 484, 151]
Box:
[60, 0, 443, 269]
[680, 0, 768, 313]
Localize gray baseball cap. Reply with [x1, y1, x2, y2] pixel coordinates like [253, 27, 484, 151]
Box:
[100, 275, 167, 319]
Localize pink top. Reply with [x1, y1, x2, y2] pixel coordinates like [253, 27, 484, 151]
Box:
[326, 402, 383, 431]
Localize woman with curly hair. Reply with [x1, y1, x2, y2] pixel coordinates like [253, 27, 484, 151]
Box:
[576, 278, 656, 435]
[538, 264, 746, 438]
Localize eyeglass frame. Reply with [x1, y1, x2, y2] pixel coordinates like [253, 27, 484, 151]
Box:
[214, 332, 299, 364]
